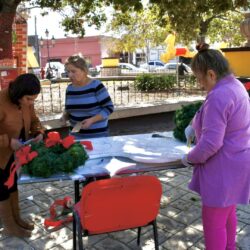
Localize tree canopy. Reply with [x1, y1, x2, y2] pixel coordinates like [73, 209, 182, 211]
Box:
[106, 5, 170, 58]
[150, 0, 249, 43]
[0, 0, 249, 59]
[208, 11, 245, 47]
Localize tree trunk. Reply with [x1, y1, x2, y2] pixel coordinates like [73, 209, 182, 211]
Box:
[0, 0, 21, 60]
[198, 16, 216, 45]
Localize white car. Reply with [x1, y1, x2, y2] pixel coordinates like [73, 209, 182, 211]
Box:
[140, 60, 165, 72]
[154, 63, 192, 74]
[119, 63, 148, 75]
[95, 63, 148, 75]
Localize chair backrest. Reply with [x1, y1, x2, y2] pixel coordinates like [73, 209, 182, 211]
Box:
[80, 175, 162, 234]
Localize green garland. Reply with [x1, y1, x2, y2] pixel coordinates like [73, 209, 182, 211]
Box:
[22, 141, 89, 178]
[173, 101, 203, 142]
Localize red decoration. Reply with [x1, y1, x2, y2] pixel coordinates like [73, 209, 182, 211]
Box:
[45, 132, 62, 147]
[45, 132, 76, 149]
[80, 141, 93, 150]
[62, 135, 75, 149]
[175, 48, 187, 56]
[44, 196, 73, 229]
[4, 146, 38, 189]
[5, 132, 92, 189]
[244, 82, 250, 91]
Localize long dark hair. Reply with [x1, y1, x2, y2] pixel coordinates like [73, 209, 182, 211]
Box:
[8, 73, 41, 105]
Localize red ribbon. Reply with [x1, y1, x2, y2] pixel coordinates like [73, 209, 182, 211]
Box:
[45, 132, 75, 149]
[62, 135, 75, 149]
[4, 146, 38, 189]
[44, 196, 73, 229]
[80, 140, 93, 150]
[45, 132, 62, 147]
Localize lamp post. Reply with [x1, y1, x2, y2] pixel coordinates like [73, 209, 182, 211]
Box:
[39, 29, 55, 69]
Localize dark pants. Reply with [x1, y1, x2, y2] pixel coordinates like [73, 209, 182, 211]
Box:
[0, 155, 18, 201]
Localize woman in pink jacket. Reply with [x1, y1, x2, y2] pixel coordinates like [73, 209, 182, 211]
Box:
[182, 44, 250, 250]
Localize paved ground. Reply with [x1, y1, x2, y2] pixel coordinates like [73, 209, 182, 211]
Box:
[0, 113, 250, 250]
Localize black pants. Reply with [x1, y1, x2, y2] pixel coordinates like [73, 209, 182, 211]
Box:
[0, 127, 25, 201]
[0, 154, 18, 201]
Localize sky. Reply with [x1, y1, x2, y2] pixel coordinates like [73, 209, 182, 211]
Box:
[27, 8, 106, 39]
[27, 0, 149, 39]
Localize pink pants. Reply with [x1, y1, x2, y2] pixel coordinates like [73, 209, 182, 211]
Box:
[202, 205, 237, 250]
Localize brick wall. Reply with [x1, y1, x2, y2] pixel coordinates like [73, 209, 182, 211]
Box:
[12, 17, 28, 74]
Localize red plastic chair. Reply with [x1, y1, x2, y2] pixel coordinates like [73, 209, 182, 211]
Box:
[73, 175, 162, 250]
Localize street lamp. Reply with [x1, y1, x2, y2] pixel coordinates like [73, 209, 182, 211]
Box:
[39, 29, 55, 69]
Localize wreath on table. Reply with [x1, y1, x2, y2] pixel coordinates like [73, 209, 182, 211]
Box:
[21, 132, 90, 178]
[173, 101, 203, 142]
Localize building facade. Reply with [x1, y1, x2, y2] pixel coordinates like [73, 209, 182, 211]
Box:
[39, 35, 121, 68]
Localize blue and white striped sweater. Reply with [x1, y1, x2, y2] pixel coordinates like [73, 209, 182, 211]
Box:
[65, 79, 114, 138]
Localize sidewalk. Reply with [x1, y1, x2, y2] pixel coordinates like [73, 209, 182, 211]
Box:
[0, 167, 250, 250]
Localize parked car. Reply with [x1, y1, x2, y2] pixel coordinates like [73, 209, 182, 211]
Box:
[154, 62, 192, 74]
[140, 60, 165, 71]
[119, 63, 148, 75]
[95, 63, 148, 76]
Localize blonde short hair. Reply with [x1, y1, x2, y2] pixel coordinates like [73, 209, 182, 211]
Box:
[65, 54, 88, 72]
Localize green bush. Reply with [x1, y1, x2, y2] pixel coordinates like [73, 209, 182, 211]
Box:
[135, 74, 176, 91]
[188, 75, 197, 86]
[173, 101, 203, 142]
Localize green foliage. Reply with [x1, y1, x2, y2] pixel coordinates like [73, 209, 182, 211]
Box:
[3, 0, 250, 46]
[149, 0, 250, 44]
[188, 75, 197, 86]
[27, 0, 143, 37]
[135, 74, 175, 91]
[173, 101, 203, 142]
[106, 5, 171, 53]
[208, 11, 245, 46]
[22, 141, 89, 178]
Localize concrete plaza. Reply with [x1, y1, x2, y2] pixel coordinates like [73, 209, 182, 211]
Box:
[0, 165, 250, 250]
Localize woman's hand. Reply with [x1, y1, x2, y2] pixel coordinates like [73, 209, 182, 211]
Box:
[185, 125, 195, 146]
[181, 154, 194, 168]
[10, 138, 23, 151]
[81, 118, 94, 129]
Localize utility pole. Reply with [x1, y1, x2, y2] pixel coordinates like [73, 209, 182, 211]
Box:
[34, 16, 40, 66]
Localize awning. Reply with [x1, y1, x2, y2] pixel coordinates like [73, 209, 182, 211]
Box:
[27, 47, 39, 68]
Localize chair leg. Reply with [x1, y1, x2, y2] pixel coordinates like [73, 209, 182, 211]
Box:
[73, 210, 85, 250]
[73, 211, 77, 250]
[152, 220, 159, 250]
[77, 219, 84, 250]
[137, 227, 141, 246]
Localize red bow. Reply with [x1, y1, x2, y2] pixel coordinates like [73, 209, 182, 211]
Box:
[45, 132, 62, 147]
[45, 132, 75, 149]
[44, 196, 73, 229]
[4, 146, 38, 189]
[62, 135, 75, 149]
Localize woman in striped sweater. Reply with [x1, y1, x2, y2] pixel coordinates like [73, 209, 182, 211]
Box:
[63, 54, 114, 139]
